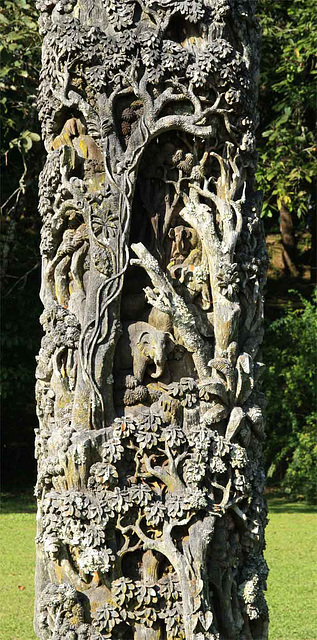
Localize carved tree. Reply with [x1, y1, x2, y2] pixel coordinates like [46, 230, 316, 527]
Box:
[35, 1, 269, 639]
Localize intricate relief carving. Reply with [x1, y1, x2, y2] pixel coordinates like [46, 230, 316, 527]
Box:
[35, 1, 269, 639]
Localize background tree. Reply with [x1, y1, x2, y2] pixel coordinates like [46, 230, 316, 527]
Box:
[256, 0, 317, 278]
[0, 0, 43, 488]
[263, 292, 317, 503]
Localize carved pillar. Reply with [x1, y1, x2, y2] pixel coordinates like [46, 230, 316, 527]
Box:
[35, 1, 269, 639]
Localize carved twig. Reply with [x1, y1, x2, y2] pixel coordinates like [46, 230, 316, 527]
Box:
[143, 449, 185, 493]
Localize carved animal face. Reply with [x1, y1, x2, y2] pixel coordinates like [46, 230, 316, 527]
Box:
[168, 225, 197, 261]
[138, 331, 174, 378]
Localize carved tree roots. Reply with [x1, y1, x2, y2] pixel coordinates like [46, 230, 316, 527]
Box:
[35, 1, 269, 639]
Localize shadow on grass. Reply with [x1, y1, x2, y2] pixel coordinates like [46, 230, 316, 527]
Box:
[267, 497, 317, 514]
[0, 491, 36, 514]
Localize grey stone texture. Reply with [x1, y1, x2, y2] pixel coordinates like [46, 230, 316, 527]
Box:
[35, 1, 269, 638]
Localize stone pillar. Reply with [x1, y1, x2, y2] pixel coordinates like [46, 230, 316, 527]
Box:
[35, 1, 268, 639]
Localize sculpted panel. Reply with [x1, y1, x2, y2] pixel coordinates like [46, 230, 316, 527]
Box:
[35, 1, 268, 639]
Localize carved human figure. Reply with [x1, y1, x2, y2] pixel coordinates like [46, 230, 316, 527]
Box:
[167, 224, 212, 311]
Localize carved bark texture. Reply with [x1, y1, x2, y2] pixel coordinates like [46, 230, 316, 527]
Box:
[35, 2, 269, 639]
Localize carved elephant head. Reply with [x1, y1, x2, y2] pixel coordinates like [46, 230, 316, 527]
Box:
[128, 321, 175, 383]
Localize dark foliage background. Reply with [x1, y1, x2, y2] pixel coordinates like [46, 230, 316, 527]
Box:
[1, 0, 43, 488]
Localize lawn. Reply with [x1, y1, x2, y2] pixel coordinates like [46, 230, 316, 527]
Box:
[0, 494, 316, 640]
[0, 494, 37, 640]
[265, 498, 317, 640]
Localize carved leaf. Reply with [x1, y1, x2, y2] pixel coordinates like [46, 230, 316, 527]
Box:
[199, 609, 214, 630]
[145, 500, 166, 526]
[112, 577, 135, 606]
[162, 424, 187, 449]
[236, 353, 254, 404]
[78, 548, 114, 576]
[246, 405, 265, 440]
[199, 379, 229, 405]
[230, 444, 248, 469]
[203, 403, 230, 425]
[225, 406, 245, 441]
[183, 457, 206, 485]
[94, 603, 121, 632]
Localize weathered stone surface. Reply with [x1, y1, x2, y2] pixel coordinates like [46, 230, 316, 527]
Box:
[35, 1, 269, 639]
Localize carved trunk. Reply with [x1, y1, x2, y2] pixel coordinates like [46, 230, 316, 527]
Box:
[35, 1, 269, 639]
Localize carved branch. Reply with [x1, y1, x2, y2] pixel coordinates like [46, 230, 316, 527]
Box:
[143, 448, 185, 493]
[131, 242, 212, 378]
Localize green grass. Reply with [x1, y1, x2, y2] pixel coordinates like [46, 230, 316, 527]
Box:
[265, 498, 317, 640]
[0, 493, 37, 640]
[0, 494, 316, 640]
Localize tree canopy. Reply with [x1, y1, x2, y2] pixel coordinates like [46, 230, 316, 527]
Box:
[0, 0, 40, 157]
[256, 0, 316, 221]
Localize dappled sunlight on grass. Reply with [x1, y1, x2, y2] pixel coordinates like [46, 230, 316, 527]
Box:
[1, 491, 37, 515]
[267, 496, 317, 514]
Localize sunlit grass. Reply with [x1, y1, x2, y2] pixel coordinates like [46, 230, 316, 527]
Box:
[0, 493, 37, 640]
[265, 498, 317, 640]
[0, 494, 316, 640]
